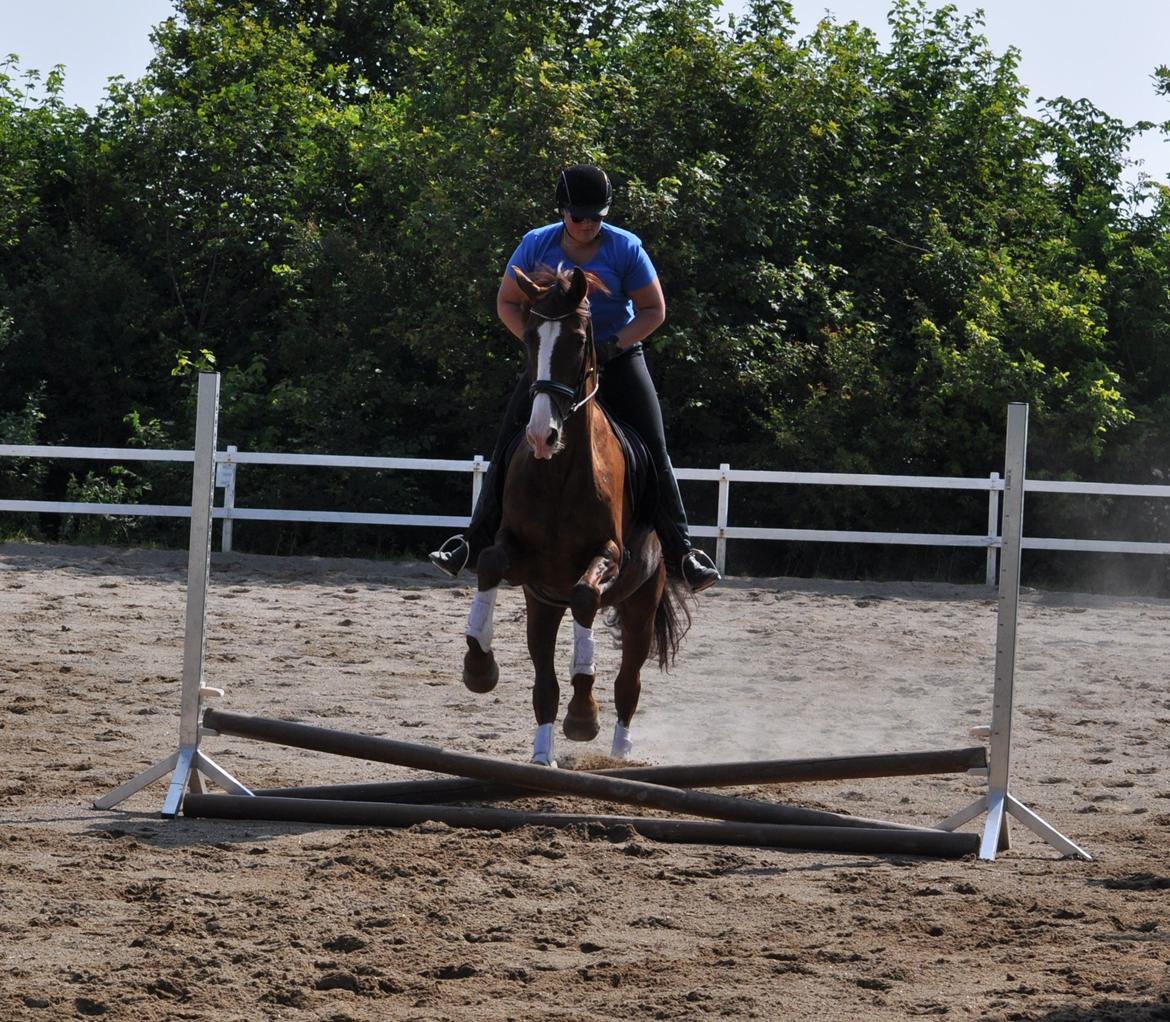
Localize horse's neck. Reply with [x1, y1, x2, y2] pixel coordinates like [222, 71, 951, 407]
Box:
[565, 399, 612, 469]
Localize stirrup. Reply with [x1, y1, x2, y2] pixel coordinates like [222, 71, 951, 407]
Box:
[428, 535, 469, 579]
[681, 549, 720, 593]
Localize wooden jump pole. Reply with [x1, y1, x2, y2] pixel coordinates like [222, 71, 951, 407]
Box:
[183, 794, 980, 858]
[256, 746, 988, 804]
[202, 709, 942, 833]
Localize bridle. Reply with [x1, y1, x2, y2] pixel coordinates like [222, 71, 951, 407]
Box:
[527, 303, 600, 418]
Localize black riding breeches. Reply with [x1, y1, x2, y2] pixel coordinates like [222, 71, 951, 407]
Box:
[464, 346, 693, 567]
[596, 346, 692, 564]
[463, 373, 532, 559]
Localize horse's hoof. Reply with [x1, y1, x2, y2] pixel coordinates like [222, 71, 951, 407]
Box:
[462, 638, 499, 693]
[529, 755, 558, 768]
[462, 661, 499, 693]
[563, 713, 600, 742]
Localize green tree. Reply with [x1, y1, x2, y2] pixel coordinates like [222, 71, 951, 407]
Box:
[2, 0, 1169, 581]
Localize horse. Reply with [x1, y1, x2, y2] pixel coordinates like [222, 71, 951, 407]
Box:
[459, 264, 690, 766]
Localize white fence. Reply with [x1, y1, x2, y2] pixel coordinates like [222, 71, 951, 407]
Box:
[4, 439, 1170, 582]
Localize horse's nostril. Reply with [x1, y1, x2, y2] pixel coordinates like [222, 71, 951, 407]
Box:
[546, 429, 559, 447]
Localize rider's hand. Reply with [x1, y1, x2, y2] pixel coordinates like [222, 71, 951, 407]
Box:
[595, 335, 622, 366]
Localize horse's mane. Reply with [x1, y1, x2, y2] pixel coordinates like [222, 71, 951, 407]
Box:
[530, 263, 611, 299]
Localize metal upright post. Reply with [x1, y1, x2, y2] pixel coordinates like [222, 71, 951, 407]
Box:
[981, 406, 1028, 858]
[937, 403, 1090, 860]
[95, 373, 252, 817]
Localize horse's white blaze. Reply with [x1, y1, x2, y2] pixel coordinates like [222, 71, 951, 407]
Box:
[526, 394, 558, 460]
[535, 320, 558, 379]
[571, 620, 595, 677]
[526, 321, 563, 460]
[611, 721, 632, 760]
[465, 586, 498, 653]
[531, 722, 556, 767]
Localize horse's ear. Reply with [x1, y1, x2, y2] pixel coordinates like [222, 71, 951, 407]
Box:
[567, 266, 589, 307]
[512, 265, 547, 303]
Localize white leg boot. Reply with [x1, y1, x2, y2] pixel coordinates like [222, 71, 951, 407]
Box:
[611, 721, 632, 760]
[531, 723, 557, 767]
[465, 587, 497, 653]
[570, 620, 595, 678]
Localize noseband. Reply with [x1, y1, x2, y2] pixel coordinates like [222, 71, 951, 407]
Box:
[527, 306, 599, 418]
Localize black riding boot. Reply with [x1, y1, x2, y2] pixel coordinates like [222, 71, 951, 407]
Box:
[597, 347, 720, 593]
[651, 453, 720, 592]
[428, 462, 505, 578]
[429, 374, 532, 578]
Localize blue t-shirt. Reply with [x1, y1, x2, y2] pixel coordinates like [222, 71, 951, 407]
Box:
[505, 222, 658, 339]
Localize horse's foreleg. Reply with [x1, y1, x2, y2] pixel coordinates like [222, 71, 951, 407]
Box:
[610, 569, 662, 759]
[525, 593, 566, 766]
[563, 550, 620, 742]
[461, 537, 515, 694]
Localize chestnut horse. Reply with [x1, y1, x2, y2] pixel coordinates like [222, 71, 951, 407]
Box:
[460, 264, 689, 766]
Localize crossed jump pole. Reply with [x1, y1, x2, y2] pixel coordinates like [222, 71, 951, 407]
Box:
[186, 738, 989, 857]
[189, 708, 982, 857]
[96, 376, 1088, 859]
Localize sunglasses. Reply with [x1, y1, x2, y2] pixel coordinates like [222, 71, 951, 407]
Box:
[568, 213, 605, 224]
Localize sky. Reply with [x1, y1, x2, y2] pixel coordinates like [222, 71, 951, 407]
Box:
[2, 0, 1167, 186]
[773, 0, 1170, 187]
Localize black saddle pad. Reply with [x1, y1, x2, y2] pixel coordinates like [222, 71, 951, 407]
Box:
[604, 413, 658, 527]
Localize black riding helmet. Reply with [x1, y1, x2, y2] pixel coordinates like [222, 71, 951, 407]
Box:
[556, 164, 612, 218]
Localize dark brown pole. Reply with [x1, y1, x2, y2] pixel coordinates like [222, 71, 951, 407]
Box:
[257, 777, 520, 803]
[256, 747, 988, 804]
[611, 747, 988, 785]
[202, 709, 932, 833]
[183, 794, 979, 858]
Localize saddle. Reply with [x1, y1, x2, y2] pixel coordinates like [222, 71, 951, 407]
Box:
[601, 410, 658, 528]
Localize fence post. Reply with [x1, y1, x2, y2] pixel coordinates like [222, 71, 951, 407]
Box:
[470, 455, 485, 517]
[715, 463, 730, 575]
[217, 445, 238, 553]
[985, 471, 1000, 585]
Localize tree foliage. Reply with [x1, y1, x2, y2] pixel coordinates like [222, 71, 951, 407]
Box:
[2, 0, 1169, 581]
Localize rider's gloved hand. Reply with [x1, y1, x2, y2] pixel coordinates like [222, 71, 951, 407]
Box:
[595, 335, 622, 366]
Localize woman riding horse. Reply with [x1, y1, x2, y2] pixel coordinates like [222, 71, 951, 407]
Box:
[429, 163, 720, 594]
[461, 262, 690, 764]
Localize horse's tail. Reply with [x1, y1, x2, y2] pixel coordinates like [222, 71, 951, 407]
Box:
[652, 577, 693, 671]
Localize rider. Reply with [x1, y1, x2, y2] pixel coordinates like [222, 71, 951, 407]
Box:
[429, 163, 720, 594]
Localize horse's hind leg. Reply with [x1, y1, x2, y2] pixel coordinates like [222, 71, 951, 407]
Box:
[564, 550, 620, 742]
[526, 592, 566, 766]
[610, 569, 662, 759]
[461, 536, 515, 694]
